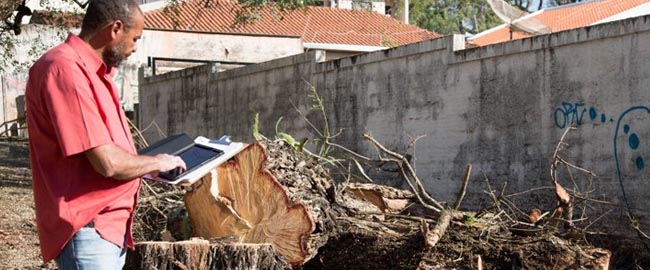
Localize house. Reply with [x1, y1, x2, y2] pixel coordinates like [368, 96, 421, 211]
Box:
[140, 0, 439, 65]
[469, 0, 650, 46]
[136, 0, 407, 24]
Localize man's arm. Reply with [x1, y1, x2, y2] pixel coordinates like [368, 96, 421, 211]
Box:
[85, 144, 186, 180]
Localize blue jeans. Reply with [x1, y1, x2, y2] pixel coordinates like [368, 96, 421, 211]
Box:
[56, 227, 126, 270]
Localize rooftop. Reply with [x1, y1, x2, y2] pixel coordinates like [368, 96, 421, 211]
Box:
[143, 0, 440, 47]
[470, 0, 650, 46]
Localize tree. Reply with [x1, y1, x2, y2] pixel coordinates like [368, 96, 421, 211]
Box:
[409, 0, 585, 36]
[409, 0, 500, 35]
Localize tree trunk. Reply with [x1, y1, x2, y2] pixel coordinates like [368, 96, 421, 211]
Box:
[124, 238, 290, 270]
[183, 142, 334, 265]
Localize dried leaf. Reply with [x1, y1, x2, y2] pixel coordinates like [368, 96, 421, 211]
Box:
[555, 182, 570, 205]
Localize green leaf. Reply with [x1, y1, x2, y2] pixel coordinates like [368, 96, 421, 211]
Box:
[296, 138, 308, 152]
[252, 112, 265, 141]
[278, 131, 298, 147]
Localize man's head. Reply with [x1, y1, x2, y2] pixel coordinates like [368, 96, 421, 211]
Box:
[80, 0, 144, 67]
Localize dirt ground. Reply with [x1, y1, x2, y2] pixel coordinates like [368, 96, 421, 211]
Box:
[0, 139, 55, 270]
[2, 137, 650, 270]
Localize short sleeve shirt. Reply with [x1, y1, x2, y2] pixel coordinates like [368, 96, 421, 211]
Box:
[25, 33, 141, 262]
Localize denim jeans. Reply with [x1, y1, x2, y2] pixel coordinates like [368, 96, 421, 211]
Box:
[56, 227, 126, 270]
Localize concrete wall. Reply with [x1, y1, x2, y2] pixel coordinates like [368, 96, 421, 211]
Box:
[123, 30, 303, 110]
[0, 24, 68, 134]
[139, 15, 650, 232]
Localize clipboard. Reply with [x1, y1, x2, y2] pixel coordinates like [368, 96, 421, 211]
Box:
[138, 134, 245, 185]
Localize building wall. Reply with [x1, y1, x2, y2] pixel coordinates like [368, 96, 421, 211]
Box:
[0, 24, 68, 135]
[133, 30, 303, 65]
[138, 15, 650, 233]
[337, 0, 386, 15]
[125, 30, 304, 110]
[0, 24, 303, 120]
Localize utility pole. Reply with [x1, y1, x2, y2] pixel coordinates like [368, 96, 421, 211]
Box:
[403, 0, 409, 24]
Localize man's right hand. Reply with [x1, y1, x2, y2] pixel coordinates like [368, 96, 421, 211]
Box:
[151, 154, 186, 177]
[86, 144, 186, 180]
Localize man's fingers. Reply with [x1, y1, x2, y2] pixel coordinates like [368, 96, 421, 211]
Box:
[176, 156, 186, 170]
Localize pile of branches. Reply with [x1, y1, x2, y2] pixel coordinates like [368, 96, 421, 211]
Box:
[299, 126, 611, 269]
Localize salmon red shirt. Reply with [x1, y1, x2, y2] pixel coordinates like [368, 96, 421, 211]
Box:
[25, 33, 141, 262]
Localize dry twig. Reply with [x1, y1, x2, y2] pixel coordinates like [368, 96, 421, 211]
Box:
[363, 133, 444, 212]
[454, 164, 472, 210]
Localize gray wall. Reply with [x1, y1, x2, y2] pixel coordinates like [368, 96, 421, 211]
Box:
[139, 16, 650, 232]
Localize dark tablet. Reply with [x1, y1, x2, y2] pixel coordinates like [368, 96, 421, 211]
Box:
[158, 144, 224, 180]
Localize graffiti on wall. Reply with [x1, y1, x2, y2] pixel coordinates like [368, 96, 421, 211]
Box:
[553, 102, 648, 172]
[614, 106, 650, 175]
[554, 102, 650, 215]
[613, 106, 650, 213]
[553, 102, 608, 129]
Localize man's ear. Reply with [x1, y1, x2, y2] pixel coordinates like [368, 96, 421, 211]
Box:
[110, 20, 124, 39]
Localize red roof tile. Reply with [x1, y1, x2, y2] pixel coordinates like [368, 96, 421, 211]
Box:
[144, 0, 440, 47]
[471, 0, 650, 46]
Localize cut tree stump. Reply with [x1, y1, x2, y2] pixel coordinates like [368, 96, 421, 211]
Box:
[184, 142, 331, 265]
[124, 238, 290, 270]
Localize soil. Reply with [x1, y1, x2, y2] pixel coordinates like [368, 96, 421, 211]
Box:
[0, 138, 55, 270]
[2, 138, 650, 270]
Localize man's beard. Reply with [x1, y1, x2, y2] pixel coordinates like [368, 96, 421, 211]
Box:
[104, 41, 127, 68]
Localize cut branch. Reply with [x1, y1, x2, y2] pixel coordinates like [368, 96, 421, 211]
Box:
[454, 164, 472, 210]
[363, 134, 444, 211]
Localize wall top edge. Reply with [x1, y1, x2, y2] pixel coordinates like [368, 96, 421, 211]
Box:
[140, 51, 325, 84]
[313, 35, 461, 72]
[455, 14, 650, 63]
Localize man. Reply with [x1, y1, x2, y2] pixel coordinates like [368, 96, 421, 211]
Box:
[25, 0, 186, 269]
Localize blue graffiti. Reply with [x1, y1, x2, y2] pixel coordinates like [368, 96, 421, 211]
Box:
[629, 134, 640, 150]
[589, 107, 597, 120]
[554, 102, 608, 128]
[613, 106, 650, 212]
[554, 102, 587, 128]
[615, 107, 648, 172]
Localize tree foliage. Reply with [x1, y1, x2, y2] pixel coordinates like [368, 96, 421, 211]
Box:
[409, 0, 585, 35]
[409, 0, 499, 35]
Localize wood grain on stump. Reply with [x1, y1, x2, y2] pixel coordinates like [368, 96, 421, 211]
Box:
[184, 143, 317, 264]
[124, 238, 290, 270]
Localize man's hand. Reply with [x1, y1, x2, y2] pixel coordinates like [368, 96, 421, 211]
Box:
[150, 154, 187, 177]
[86, 144, 186, 180]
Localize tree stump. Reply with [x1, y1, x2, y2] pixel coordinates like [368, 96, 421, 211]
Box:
[124, 238, 290, 270]
[183, 142, 333, 265]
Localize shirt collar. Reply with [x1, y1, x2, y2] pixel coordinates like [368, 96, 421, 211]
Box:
[64, 33, 115, 76]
